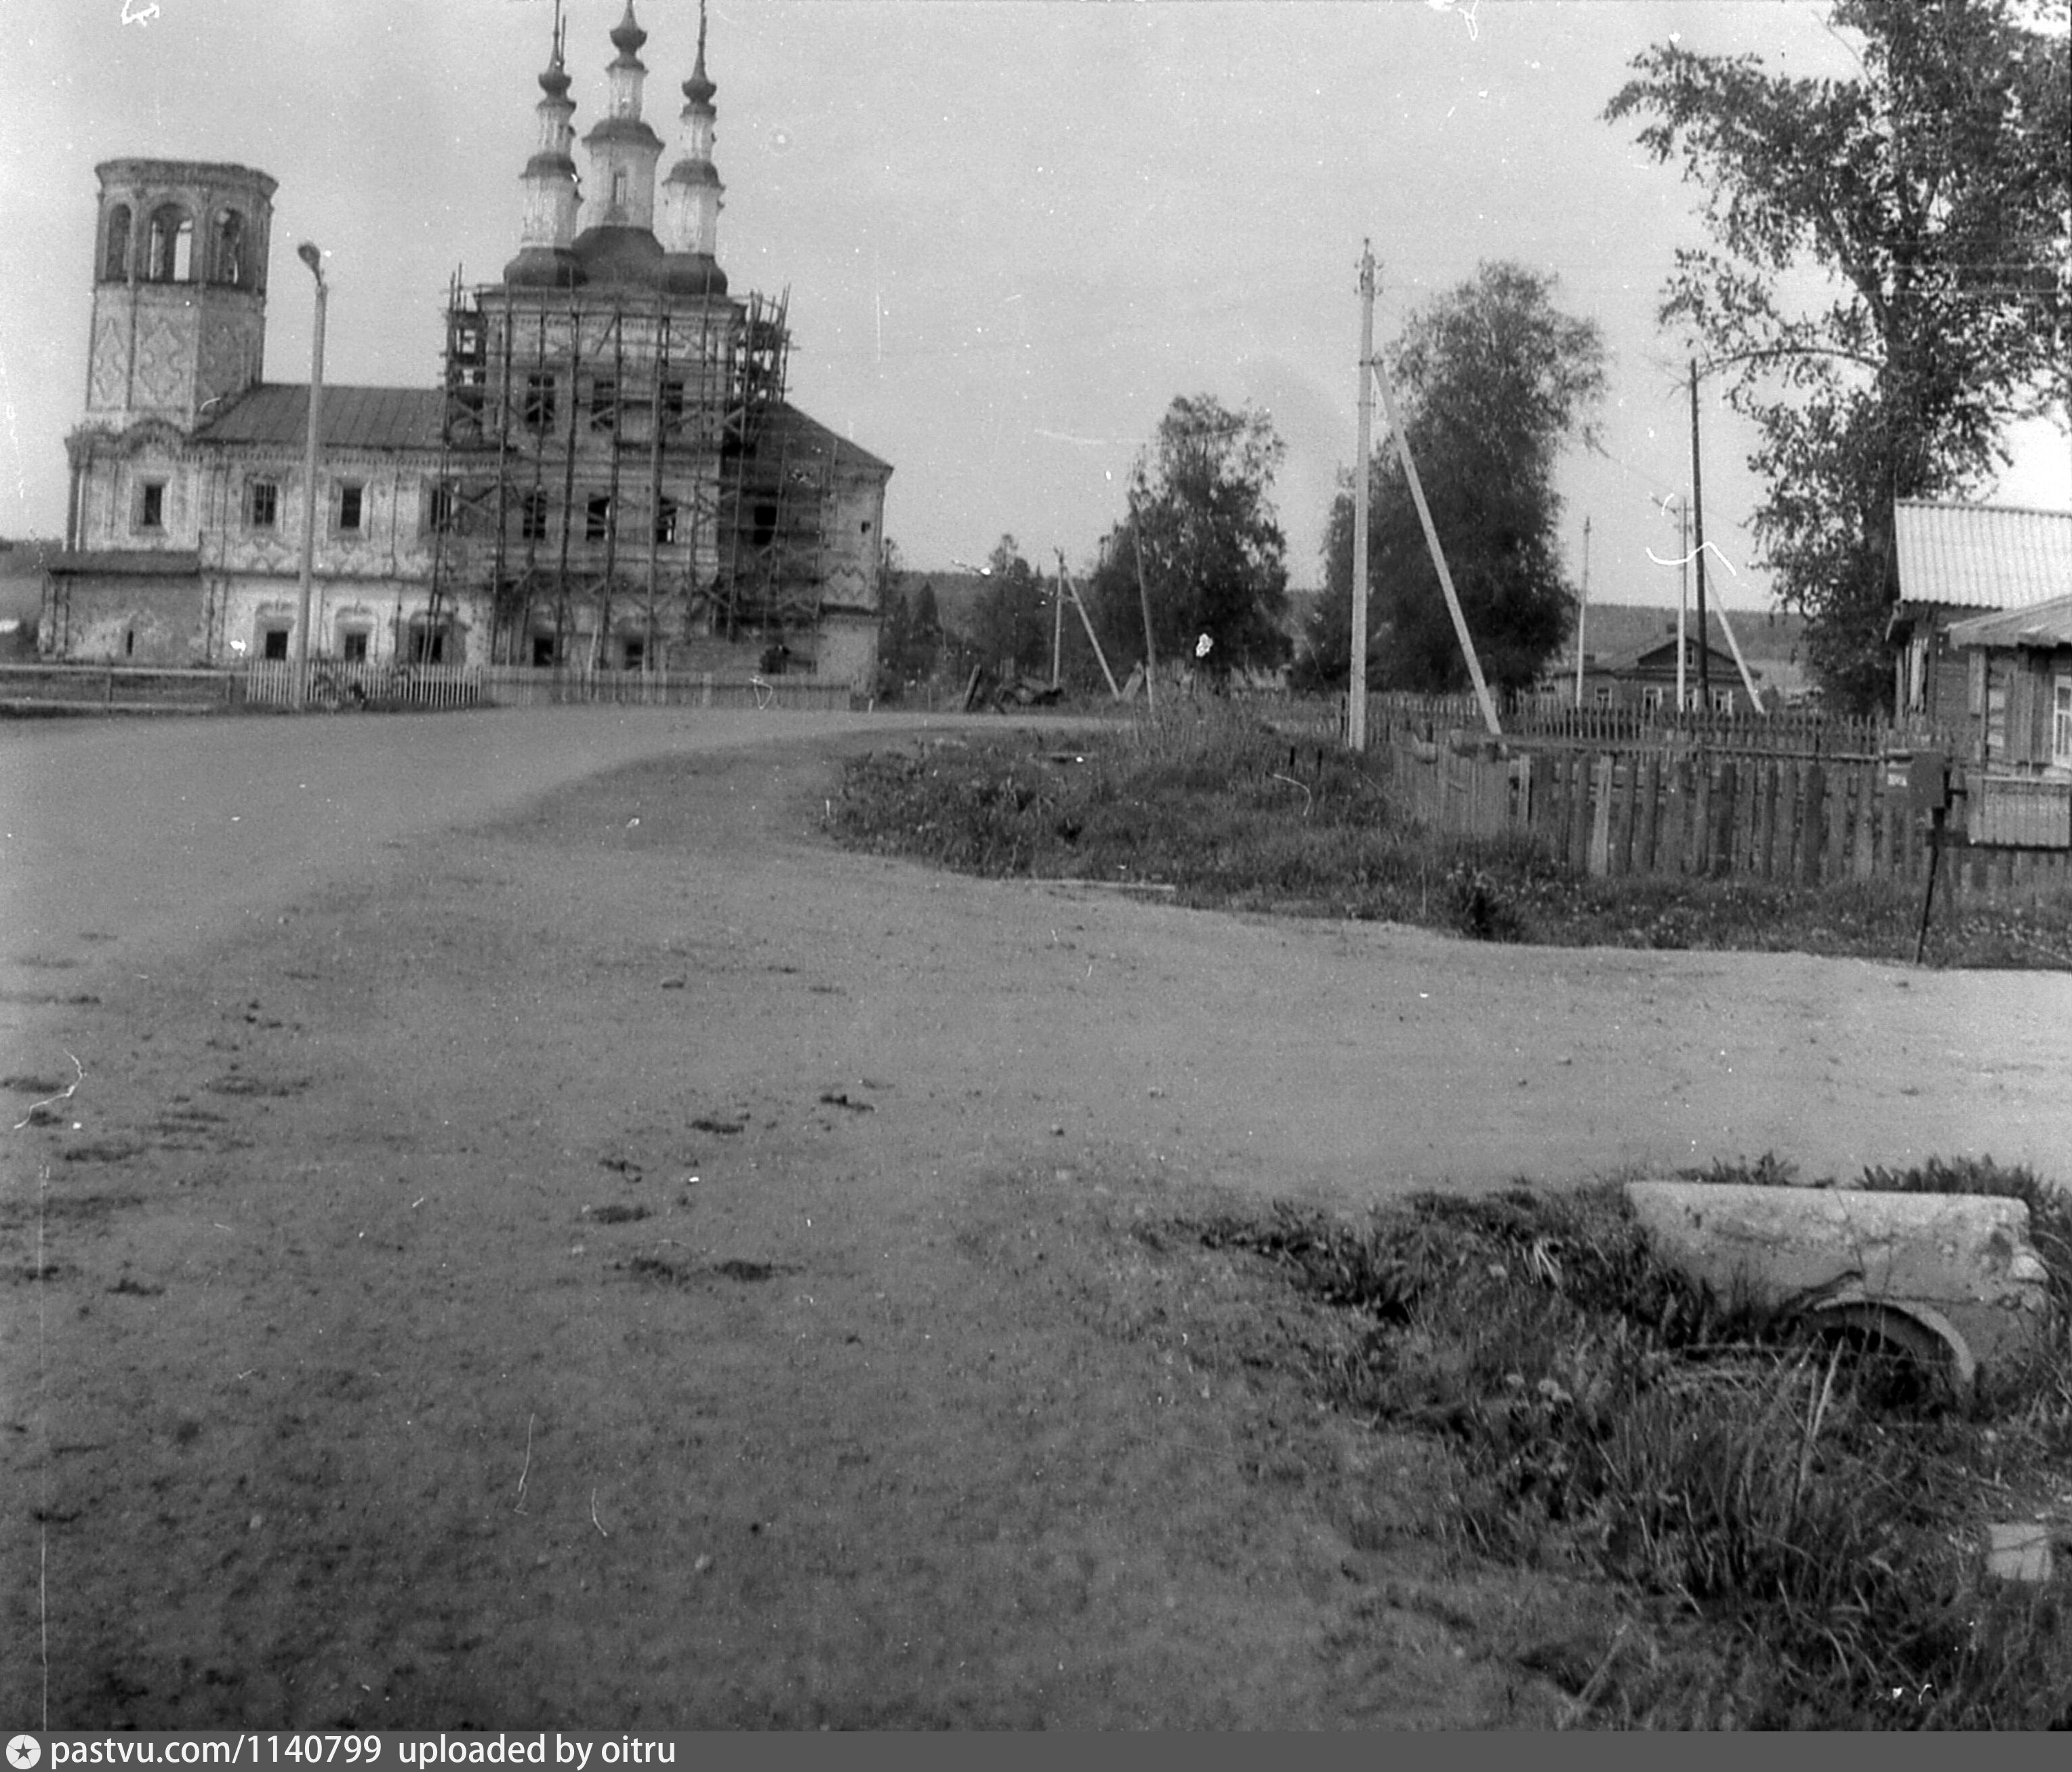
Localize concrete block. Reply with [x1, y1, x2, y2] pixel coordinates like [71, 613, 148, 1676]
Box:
[1985, 1523, 2054, 1584]
[1624, 1181, 2052, 1390]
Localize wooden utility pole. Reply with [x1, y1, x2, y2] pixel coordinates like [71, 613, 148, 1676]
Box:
[1130, 513, 1157, 712]
[1057, 553, 1122, 699]
[1677, 496, 1689, 712]
[1350, 243, 1375, 751]
[1368, 344, 1501, 737]
[1573, 514, 1591, 710]
[1689, 359, 1711, 709]
[1050, 561, 1064, 688]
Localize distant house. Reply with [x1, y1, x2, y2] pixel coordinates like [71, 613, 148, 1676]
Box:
[1890, 501, 2072, 727]
[1573, 632, 1758, 714]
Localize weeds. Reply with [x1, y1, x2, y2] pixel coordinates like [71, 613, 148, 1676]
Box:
[832, 709, 2072, 966]
[1190, 1162, 2072, 1729]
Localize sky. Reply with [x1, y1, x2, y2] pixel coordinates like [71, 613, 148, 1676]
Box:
[2, 0, 2067, 613]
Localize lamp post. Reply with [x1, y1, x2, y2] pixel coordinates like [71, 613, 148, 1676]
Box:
[291, 241, 327, 709]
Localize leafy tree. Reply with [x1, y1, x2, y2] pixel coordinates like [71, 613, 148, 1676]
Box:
[1083, 396, 1293, 682]
[1605, 0, 2071, 713]
[1299, 262, 1606, 695]
[906, 579, 941, 675]
[973, 535, 1051, 679]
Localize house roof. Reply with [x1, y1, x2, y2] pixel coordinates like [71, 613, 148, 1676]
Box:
[195, 384, 446, 451]
[1587, 634, 1742, 677]
[1893, 500, 2072, 611]
[1947, 592, 2072, 652]
[758, 402, 893, 479]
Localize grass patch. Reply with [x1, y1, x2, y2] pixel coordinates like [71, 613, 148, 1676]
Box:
[1185, 1158, 2072, 1729]
[832, 706, 2072, 966]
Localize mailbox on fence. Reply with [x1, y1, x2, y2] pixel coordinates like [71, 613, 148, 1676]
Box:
[1907, 749, 1952, 815]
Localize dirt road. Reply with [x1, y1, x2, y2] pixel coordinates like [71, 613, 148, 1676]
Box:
[4, 710, 2069, 1727]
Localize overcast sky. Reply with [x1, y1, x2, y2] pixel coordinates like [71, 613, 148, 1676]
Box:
[3, 0, 2067, 610]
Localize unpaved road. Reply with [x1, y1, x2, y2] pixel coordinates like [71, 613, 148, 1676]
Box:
[3, 708, 2069, 1728]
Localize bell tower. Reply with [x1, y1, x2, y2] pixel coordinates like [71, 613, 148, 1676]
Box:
[84, 159, 275, 430]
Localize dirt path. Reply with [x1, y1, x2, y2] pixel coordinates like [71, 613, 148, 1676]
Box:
[4, 714, 2069, 1728]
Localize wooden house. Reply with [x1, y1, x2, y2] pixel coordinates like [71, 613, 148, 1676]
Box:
[1890, 501, 2072, 726]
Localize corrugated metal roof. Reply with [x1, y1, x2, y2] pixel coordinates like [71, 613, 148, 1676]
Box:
[1894, 500, 2072, 611]
[196, 384, 445, 451]
[1947, 592, 2072, 651]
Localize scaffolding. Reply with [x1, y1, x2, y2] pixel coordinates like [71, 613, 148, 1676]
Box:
[432, 270, 830, 667]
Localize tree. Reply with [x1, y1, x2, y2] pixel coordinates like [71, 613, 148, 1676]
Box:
[1083, 396, 1293, 682]
[973, 535, 1050, 679]
[1605, 0, 2071, 713]
[1299, 262, 1606, 695]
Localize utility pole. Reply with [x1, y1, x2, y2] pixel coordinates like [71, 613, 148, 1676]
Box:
[1689, 359, 1711, 710]
[1574, 514, 1590, 711]
[1677, 497, 1689, 713]
[1350, 243, 1375, 751]
[1050, 561, 1063, 688]
[1130, 511, 1157, 712]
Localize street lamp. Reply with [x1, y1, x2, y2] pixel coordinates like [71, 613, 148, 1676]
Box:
[291, 241, 327, 709]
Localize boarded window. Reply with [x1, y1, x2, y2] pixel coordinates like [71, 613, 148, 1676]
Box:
[520, 491, 550, 542]
[590, 378, 619, 432]
[247, 480, 279, 529]
[340, 630, 369, 663]
[424, 480, 455, 534]
[103, 205, 131, 281]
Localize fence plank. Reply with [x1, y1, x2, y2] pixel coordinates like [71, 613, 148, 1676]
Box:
[1798, 765, 1826, 887]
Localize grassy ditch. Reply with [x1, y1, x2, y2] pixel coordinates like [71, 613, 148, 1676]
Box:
[831, 707, 2072, 968]
[1180, 1156, 2072, 1729]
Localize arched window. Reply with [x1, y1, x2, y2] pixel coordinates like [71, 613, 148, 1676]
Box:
[146, 204, 194, 281]
[214, 209, 245, 286]
[102, 205, 132, 281]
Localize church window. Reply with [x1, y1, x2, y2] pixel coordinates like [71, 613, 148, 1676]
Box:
[661, 379, 687, 424]
[424, 480, 456, 534]
[145, 205, 192, 281]
[532, 634, 556, 667]
[247, 480, 279, 529]
[103, 206, 131, 281]
[523, 374, 558, 432]
[262, 627, 291, 661]
[751, 501, 777, 547]
[336, 481, 365, 533]
[613, 169, 630, 205]
[520, 490, 550, 541]
[654, 497, 679, 545]
[214, 210, 245, 285]
[586, 495, 613, 541]
[136, 478, 167, 531]
[590, 377, 619, 432]
[407, 620, 450, 665]
[340, 629, 370, 663]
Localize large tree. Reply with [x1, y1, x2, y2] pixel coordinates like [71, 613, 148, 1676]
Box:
[973, 535, 1050, 679]
[1605, 0, 2071, 713]
[1299, 262, 1606, 695]
[1083, 396, 1293, 681]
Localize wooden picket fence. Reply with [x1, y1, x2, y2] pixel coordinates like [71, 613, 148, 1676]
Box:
[1378, 733, 2072, 906]
[1365, 691, 1918, 760]
[476, 666, 854, 712]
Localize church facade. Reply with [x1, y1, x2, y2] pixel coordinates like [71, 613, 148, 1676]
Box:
[43, 3, 891, 688]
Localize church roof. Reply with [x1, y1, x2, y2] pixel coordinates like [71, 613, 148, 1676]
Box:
[195, 384, 445, 451]
[760, 401, 893, 479]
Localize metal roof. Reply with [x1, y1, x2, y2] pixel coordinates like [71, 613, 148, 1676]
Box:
[1893, 500, 2072, 611]
[761, 401, 893, 478]
[1947, 592, 2072, 652]
[195, 384, 445, 451]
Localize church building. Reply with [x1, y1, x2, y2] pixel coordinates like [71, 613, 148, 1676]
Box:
[43, 2, 892, 689]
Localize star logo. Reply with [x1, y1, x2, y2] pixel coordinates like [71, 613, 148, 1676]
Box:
[8, 1736, 43, 1770]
